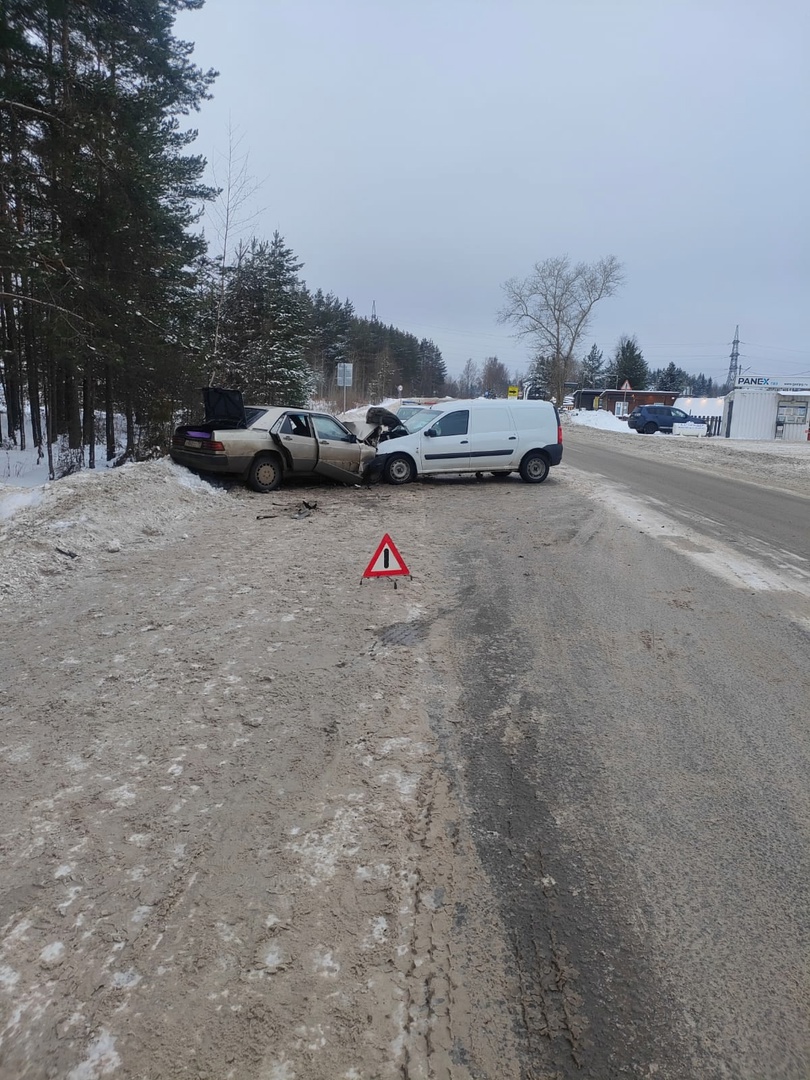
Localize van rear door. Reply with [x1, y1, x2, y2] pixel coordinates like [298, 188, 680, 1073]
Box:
[467, 406, 518, 470]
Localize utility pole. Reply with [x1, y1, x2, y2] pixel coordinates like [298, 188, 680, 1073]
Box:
[726, 325, 740, 388]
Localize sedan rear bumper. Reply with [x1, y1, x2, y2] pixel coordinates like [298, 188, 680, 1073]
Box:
[170, 448, 236, 475]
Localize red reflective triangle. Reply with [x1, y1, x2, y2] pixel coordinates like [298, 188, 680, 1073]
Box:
[363, 533, 410, 578]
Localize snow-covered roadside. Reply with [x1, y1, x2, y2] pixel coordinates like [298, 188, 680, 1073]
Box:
[0, 459, 225, 600]
[564, 408, 632, 433]
[565, 411, 810, 495]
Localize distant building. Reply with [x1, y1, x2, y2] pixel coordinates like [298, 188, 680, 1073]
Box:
[572, 388, 679, 416]
[721, 377, 810, 440]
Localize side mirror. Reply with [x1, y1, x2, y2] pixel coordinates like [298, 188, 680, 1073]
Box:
[424, 428, 437, 438]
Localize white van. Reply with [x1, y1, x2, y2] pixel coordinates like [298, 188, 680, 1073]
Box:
[375, 399, 562, 484]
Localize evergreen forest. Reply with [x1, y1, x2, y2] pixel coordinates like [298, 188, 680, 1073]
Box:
[0, 0, 449, 473]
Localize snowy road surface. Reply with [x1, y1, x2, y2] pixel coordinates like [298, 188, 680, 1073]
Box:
[1, 438, 808, 1078]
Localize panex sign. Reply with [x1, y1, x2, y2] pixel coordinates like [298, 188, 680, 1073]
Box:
[736, 375, 810, 391]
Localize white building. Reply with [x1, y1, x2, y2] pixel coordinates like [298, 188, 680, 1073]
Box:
[721, 376, 810, 441]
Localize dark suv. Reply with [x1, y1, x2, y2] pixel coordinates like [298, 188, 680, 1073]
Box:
[627, 405, 704, 434]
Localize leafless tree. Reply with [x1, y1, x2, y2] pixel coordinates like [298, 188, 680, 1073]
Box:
[458, 358, 481, 398]
[207, 123, 264, 377]
[498, 255, 624, 402]
[481, 356, 510, 396]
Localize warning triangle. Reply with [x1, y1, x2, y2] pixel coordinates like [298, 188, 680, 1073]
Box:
[363, 533, 410, 578]
[620, 380, 632, 390]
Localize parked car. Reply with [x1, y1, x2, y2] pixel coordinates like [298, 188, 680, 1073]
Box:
[171, 388, 390, 492]
[627, 405, 707, 435]
[374, 398, 562, 484]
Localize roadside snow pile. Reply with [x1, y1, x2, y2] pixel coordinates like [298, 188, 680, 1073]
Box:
[0, 486, 44, 521]
[0, 458, 224, 601]
[565, 409, 632, 433]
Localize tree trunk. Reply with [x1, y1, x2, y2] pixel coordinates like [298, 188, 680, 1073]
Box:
[125, 391, 135, 457]
[24, 290, 43, 451]
[44, 361, 56, 479]
[83, 370, 96, 468]
[105, 363, 116, 460]
[64, 357, 82, 448]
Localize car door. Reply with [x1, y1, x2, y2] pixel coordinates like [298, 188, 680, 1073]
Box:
[310, 413, 365, 483]
[667, 408, 690, 431]
[273, 412, 318, 473]
[420, 409, 471, 473]
[467, 406, 518, 470]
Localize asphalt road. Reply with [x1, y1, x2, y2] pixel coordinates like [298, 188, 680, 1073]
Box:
[2, 449, 808, 1080]
[564, 429, 810, 562]
[429, 459, 810, 1079]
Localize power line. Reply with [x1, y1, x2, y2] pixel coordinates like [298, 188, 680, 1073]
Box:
[741, 342, 808, 354]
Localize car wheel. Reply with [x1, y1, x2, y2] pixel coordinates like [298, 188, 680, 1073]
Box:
[642, 421, 658, 434]
[248, 452, 282, 493]
[519, 452, 550, 484]
[384, 453, 416, 485]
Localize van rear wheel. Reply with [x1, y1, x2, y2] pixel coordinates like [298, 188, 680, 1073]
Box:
[519, 452, 550, 484]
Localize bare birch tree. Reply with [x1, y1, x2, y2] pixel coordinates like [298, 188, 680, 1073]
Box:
[498, 255, 624, 402]
[207, 123, 263, 380]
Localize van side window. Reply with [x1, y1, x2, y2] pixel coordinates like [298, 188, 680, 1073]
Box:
[432, 410, 469, 437]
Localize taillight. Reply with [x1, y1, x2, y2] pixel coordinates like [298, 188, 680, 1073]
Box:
[207, 440, 225, 452]
[557, 423, 563, 445]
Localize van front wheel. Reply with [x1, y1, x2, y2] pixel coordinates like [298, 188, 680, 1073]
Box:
[384, 453, 416, 485]
[519, 452, 550, 484]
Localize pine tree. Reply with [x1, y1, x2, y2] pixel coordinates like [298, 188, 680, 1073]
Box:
[303, 290, 353, 398]
[607, 335, 649, 390]
[0, 0, 216, 466]
[580, 343, 604, 387]
[216, 234, 313, 406]
[418, 339, 448, 396]
[654, 362, 688, 392]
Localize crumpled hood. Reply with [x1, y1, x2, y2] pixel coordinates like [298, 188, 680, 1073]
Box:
[339, 406, 409, 446]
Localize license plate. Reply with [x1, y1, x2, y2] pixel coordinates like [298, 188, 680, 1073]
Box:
[185, 438, 202, 448]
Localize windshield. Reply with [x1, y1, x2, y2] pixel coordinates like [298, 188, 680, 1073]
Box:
[404, 409, 439, 433]
[396, 406, 427, 423]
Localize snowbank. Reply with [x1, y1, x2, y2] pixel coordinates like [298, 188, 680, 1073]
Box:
[565, 409, 633, 433]
[0, 458, 224, 601]
[0, 485, 44, 521]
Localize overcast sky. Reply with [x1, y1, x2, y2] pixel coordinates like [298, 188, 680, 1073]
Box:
[175, 0, 809, 384]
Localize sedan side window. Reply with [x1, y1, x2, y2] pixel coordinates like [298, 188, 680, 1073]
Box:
[432, 410, 469, 437]
[671, 409, 688, 420]
[280, 413, 312, 437]
[312, 415, 354, 442]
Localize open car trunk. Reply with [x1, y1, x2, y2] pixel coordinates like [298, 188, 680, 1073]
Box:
[202, 387, 248, 429]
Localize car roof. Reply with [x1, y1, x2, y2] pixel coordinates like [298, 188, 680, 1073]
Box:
[245, 405, 341, 427]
